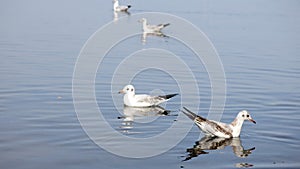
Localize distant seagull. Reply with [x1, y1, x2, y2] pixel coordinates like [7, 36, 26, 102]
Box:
[181, 107, 256, 138]
[113, 0, 131, 12]
[118, 84, 178, 107]
[138, 18, 170, 33]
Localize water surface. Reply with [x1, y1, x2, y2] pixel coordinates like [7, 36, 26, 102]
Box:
[1, 0, 300, 168]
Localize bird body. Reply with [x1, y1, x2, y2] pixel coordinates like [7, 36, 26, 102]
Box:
[139, 18, 170, 33]
[182, 107, 256, 138]
[113, 0, 131, 12]
[119, 85, 178, 107]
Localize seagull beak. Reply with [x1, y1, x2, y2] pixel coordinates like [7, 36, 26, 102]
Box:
[249, 118, 256, 124]
[118, 90, 125, 94]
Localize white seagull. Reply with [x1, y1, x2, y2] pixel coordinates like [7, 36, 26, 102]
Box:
[113, 0, 131, 12]
[181, 107, 256, 138]
[118, 85, 178, 107]
[138, 18, 170, 33]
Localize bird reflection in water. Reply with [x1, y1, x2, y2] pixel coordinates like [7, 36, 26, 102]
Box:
[141, 32, 169, 44]
[183, 135, 255, 162]
[118, 106, 172, 133]
[113, 11, 130, 23]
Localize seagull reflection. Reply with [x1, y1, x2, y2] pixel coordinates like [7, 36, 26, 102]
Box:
[141, 32, 169, 44]
[113, 11, 130, 22]
[118, 106, 171, 132]
[183, 136, 255, 161]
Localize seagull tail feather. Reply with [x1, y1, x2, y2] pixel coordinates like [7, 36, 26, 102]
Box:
[159, 93, 178, 100]
[181, 107, 198, 120]
[163, 23, 170, 27]
[181, 107, 206, 121]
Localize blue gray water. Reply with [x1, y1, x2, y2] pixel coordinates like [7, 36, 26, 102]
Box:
[1, 0, 300, 168]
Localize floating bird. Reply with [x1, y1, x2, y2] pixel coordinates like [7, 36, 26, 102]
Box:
[181, 107, 256, 138]
[118, 85, 178, 107]
[138, 18, 170, 33]
[113, 0, 131, 12]
[183, 136, 255, 161]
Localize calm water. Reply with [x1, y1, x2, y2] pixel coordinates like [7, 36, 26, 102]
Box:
[1, 0, 300, 168]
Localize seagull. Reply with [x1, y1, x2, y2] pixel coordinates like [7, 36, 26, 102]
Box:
[118, 84, 178, 107]
[181, 107, 256, 138]
[113, 0, 131, 12]
[138, 18, 170, 33]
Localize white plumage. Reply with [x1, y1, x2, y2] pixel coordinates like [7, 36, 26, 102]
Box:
[118, 85, 178, 107]
[139, 18, 170, 33]
[181, 107, 256, 138]
[113, 0, 131, 12]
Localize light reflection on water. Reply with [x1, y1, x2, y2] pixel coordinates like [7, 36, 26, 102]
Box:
[118, 106, 175, 136]
[183, 136, 255, 161]
[1, 0, 300, 169]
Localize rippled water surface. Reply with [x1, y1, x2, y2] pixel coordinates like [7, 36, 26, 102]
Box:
[1, 0, 300, 168]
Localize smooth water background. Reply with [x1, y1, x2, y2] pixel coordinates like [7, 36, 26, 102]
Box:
[1, 0, 300, 168]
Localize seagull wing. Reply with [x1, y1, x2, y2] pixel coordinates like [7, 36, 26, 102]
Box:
[116, 5, 130, 11]
[146, 25, 162, 32]
[135, 93, 177, 107]
[203, 120, 233, 138]
[181, 107, 233, 138]
[135, 94, 165, 106]
[157, 23, 170, 28]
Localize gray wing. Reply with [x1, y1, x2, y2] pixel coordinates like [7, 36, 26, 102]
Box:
[135, 95, 165, 105]
[146, 25, 162, 32]
[157, 23, 170, 28]
[203, 120, 233, 138]
[117, 5, 129, 11]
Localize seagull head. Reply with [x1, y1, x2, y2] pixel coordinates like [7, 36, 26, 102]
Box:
[138, 18, 147, 23]
[118, 84, 135, 95]
[237, 110, 256, 124]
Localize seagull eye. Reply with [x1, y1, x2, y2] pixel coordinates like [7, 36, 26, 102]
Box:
[242, 114, 245, 117]
[126, 88, 129, 91]
[131, 89, 133, 91]
[247, 114, 249, 117]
